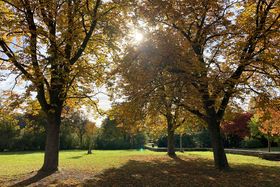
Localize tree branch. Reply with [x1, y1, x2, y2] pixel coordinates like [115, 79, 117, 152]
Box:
[0, 39, 34, 81]
[70, 0, 101, 65]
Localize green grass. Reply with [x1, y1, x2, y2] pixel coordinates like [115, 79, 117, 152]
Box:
[0, 150, 163, 178]
[1, 150, 280, 186]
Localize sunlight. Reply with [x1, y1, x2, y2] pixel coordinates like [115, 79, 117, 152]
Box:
[132, 30, 144, 42]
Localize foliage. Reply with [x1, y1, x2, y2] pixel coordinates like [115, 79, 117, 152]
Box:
[62, 111, 88, 148]
[249, 107, 280, 139]
[249, 106, 280, 151]
[0, 114, 20, 151]
[221, 112, 253, 148]
[240, 137, 263, 149]
[84, 121, 98, 153]
[157, 134, 195, 148]
[95, 118, 146, 150]
[192, 129, 212, 148]
[157, 129, 211, 148]
[0, 0, 124, 170]
[222, 113, 252, 139]
[256, 108, 280, 138]
[124, 0, 280, 168]
[60, 123, 79, 150]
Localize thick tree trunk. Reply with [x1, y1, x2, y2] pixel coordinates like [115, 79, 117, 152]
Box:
[208, 119, 229, 170]
[40, 115, 61, 172]
[167, 120, 176, 157]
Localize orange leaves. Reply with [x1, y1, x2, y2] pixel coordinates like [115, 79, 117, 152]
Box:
[255, 107, 280, 137]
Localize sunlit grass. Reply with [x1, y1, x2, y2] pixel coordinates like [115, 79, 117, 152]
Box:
[0, 150, 164, 179]
[185, 151, 280, 167]
[0, 150, 279, 181]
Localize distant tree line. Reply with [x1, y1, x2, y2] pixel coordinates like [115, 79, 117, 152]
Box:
[156, 111, 280, 150]
[0, 113, 146, 151]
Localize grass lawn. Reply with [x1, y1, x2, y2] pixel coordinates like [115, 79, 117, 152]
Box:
[0, 150, 280, 186]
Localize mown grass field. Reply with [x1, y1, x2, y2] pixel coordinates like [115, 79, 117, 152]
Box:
[0, 150, 280, 186]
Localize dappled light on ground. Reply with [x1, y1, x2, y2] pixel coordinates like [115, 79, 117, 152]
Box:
[1, 151, 279, 186]
[82, 156, 280, 187]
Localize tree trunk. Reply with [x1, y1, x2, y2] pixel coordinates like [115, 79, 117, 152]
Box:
[208, 119, 229, 170]
[268, 137, 271, 152]
[88, 144, 92, 154]
[88, 137, 93, 154]
[40, 115, 61, 172]
[167, 119, 176, 157]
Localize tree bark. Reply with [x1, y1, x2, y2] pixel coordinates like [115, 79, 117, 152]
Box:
[88, 144, 92, 154]
[167, 118, 176, 157]
[268, 137, 271, 152]
[40, 115, 61, 172]
[207, 119, 229, 170]
[88, 137, 93, 154]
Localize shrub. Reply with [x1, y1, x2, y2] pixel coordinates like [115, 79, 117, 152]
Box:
[192, 130, 211, 148]
[0, 118, 20, 151]
[95, 118, 146, 149]
[157, 134, 195, 148]
[241, 137, 263, 148]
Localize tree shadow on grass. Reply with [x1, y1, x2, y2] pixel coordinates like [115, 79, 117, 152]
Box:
[9, 171, 55, 187]
[68, 152, 89, 159]
[68, 155, 84, 159]
[83, 156, 280, 187]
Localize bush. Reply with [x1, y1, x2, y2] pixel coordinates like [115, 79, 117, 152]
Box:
[14, 131, 46, 151]
[0, 119, 20, 151]
[157, 134, 195, 148]
[60, 123, 79, 150]
[223, 134, 242, 148]
[95, 118, 146, 150]
[192, 130, 211, 148]
[241, 137, 263, 148]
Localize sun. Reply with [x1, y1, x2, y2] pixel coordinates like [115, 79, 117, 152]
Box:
[132, 30, 144, 42]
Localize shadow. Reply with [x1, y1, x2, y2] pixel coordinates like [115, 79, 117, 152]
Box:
[68, 155, 84, 159]
[10, 170, 55, 187]
[68, 153, 88, 159]
[82, 156, 280, 187]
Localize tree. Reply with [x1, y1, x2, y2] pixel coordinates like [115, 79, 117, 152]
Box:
[0, 112, 20, 151]
[95, 117, 146, 150]
[114, 31, 194, 156]
[251, 108, 280, 152]
[63, 111, 87, 148]
[0, 0, 121, 172]
[221, 113, 252, 148]
[176, 114, 206, 151]
[132, 0, 279, 169]
[85, 121, 98, 154]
